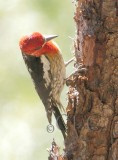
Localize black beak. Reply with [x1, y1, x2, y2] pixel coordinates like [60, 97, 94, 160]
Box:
[44, 35, 58, 42]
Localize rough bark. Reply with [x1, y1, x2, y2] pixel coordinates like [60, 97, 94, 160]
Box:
[64, 1, 118, 160]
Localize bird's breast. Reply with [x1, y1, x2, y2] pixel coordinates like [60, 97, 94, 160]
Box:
[46, 53, 66, 100]
[40, 53, 66, 101]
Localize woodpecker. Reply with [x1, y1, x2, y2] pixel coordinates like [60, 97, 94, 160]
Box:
[19, 32, 66, 138]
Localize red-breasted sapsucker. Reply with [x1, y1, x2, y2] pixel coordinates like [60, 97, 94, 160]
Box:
[19, 32, 66, 138]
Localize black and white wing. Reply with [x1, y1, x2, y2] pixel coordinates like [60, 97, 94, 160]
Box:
[22, 53, 66, 138]
[22, 53, 52, 122]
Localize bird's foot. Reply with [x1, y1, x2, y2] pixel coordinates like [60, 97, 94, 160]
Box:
[65, 57, 75, 67]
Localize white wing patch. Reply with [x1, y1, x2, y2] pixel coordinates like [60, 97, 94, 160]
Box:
[40, 55, 51, 88]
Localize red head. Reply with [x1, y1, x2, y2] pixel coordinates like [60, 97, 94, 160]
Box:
[19, 32, 59, 57]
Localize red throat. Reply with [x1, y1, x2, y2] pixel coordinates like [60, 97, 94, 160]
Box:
[33, 41, 59, 57]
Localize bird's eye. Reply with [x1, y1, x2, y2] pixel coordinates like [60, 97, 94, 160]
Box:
[34, 46, 42, 51]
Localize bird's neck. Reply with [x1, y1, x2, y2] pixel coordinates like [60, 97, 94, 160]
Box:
[28, 41, 61, 57]
[37, 41, 60, 57]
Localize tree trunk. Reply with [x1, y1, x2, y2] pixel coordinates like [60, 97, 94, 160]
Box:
[65, 1, 118, 160]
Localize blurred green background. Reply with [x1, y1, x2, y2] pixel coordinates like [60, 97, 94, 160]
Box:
[0, 0, 74, 159]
